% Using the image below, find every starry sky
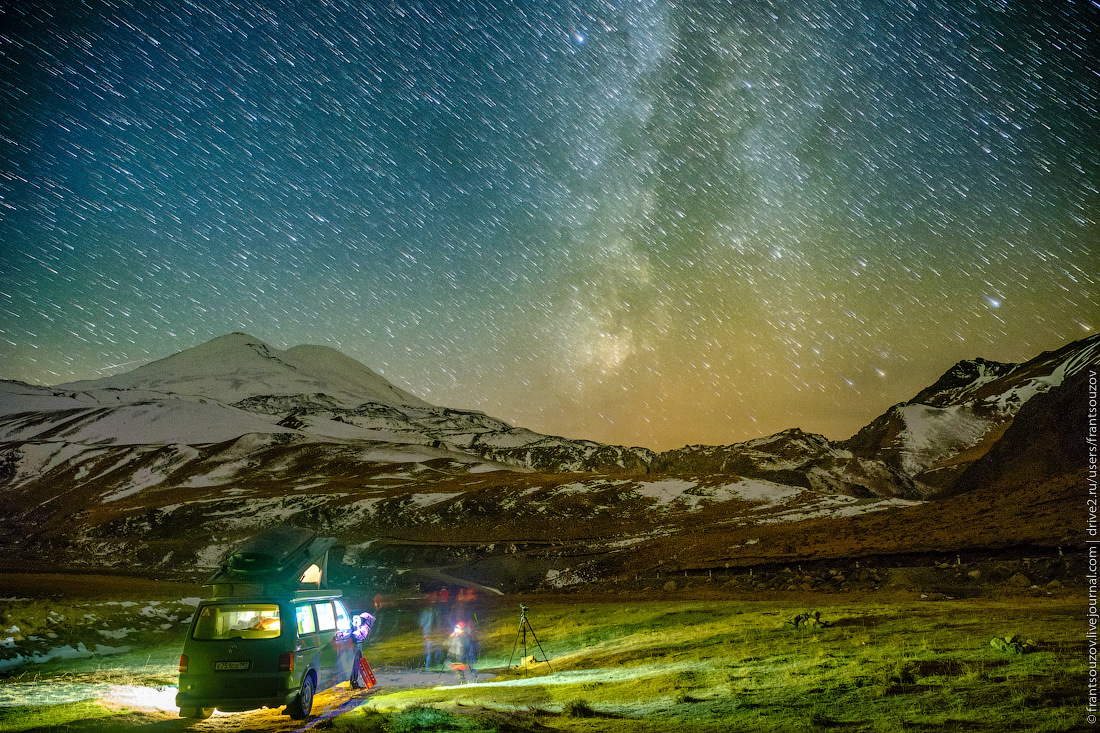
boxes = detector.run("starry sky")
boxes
[2,0,1097,451]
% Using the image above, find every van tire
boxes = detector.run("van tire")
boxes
[179,707,214,719]
[288,674,315,720]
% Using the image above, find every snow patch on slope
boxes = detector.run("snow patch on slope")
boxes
[0,388,296,446]
[632,478,804,509]
[757,496,920,524]
[7,443,90,485]
[634,479,696,505]
[725,479,804,505]
[895,404,991,475]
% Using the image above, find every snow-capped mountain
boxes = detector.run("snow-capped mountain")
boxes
[1,331,1094,496]
[841,334,1100,495]
[0,332,652,471]
[946,362,1092,497]
[59,332,431,409]
[0,331,1092,589]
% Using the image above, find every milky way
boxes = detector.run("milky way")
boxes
[2,0,1097,450]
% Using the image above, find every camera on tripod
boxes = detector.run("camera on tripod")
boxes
[508,604,551,675]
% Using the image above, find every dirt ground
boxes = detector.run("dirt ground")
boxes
[3,666,463,732]
[0,572,204,602]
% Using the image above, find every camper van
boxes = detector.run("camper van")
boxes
[176,526,364,719]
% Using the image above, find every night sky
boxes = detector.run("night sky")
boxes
[2,0,1097,451]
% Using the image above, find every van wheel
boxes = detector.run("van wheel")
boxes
[287,674,315,720]
[179,707,214,719]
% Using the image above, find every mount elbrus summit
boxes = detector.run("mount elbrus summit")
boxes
[0,332,1094,591]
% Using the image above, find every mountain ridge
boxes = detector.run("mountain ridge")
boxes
[0,331,1093,590]
[4,331,1097,488]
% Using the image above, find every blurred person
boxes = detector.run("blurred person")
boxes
[446,621,476,682]
[419,597,440,669]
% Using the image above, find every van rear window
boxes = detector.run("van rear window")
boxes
[192,604,281,640]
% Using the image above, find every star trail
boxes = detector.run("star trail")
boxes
[2,0,1097,450]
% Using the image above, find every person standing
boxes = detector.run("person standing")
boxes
[419,598,440,669]
[446,621,475,682]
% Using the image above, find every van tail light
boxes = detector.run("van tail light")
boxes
[179,654,189,674]
[278,652,294,672]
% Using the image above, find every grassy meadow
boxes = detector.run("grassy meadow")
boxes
[345,590,1087,733]
[0,582,1087,732]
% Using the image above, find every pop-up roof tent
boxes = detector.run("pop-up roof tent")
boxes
[205,525,338,599]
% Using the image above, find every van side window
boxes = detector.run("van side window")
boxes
[334,600,351,632]
[296,604,317,635]
[315,601,337,632]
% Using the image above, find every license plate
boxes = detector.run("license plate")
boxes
[214,660,251,671]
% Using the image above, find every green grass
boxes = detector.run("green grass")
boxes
[0,591,1085,732]
[350,593,1087,732]
[0,701,115,732]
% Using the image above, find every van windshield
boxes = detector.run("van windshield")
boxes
[192,604,282,640]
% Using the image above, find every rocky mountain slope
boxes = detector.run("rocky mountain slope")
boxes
[0,331,1093,591]
[841,336,1098,495]
[656,334,1097,499]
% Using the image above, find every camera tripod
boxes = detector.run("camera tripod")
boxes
[507,604,552,675]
